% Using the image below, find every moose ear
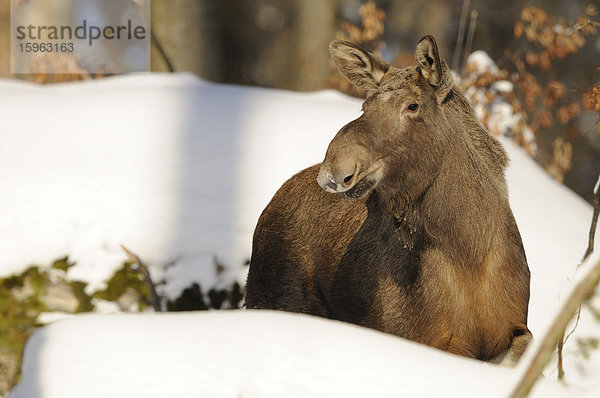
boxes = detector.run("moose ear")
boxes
[415,35,452,104]
[329,40,390,90]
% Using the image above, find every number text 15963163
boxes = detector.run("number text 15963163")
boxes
[18,42,74,53]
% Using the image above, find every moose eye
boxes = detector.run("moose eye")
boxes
[406,103,419,112]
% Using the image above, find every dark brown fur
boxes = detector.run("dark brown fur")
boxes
[245,36,531,365]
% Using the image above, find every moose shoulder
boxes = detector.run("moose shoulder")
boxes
[245,35,531,365]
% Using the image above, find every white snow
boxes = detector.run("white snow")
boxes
[488,100,521,136]
[35,311,74,324]
[0,73,361,299]
[2,73,600,397]
[491,80,514,93]
[466,50,500,75]
[9,311,572,398]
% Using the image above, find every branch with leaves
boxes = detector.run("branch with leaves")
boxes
[120,244,162,312]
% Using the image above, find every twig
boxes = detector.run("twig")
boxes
[557,330,565,381]
[582,176,600,263]
[508,253,600,398]
[556,307,582,382]
[462,10,478,72]
[555,307,582,379]
[120,244,162,312]
[554,176,598,382]
[151,29,175,73]
[563,307,582,343]
[452,0,471,72]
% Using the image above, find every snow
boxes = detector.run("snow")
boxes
[514,249,600,396]
[466,50,500,75]
[3,73,600,397]
[0,73,361,299]
[491,80,514,93]
[35,312,74,324]
[488,100,521,136]
[9,311,571,398]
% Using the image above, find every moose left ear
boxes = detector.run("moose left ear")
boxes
[415,35,452,104]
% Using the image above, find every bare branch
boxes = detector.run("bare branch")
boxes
[452,0,471,72]
[462,10,478,73]
[582,176,600,263]
[120,244,162,312]
[557,330,565,381]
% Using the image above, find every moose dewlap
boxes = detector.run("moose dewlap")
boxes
[245,35,531,366]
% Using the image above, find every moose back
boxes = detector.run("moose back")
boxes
[245,36,531,366]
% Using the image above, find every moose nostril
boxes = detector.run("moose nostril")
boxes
[343,173,354,185]
[327,181,338,191]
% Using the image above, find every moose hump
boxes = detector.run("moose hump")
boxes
[245,35,531,366]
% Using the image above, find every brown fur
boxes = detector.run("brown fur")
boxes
[245,36,531,365]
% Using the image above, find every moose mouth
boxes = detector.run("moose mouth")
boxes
[343,176,377,199]
[341,165,383,199]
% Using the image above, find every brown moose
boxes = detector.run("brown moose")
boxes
[245,35,531,366]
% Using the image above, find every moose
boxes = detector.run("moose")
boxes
[245,36,531,365]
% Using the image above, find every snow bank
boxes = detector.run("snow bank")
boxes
[9,311,571,398]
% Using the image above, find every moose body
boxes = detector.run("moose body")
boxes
[245,36,531,364]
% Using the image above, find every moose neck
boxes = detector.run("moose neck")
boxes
[373,128,495,266]
[373,174,434,254]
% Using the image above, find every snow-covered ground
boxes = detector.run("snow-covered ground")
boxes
[7,310,576,398]
[0,73,361,299]
[2,72,600,397]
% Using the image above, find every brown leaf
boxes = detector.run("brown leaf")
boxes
[521,7,532,23]
[568,101,581,115]
[557,106,570,124]
[583,86,600,111]
[526,51,539,66]
[537,110,553,128]
[525,26,537,42]
[539,51,551,70]
[515,21,523,38]
[544,81,567,106]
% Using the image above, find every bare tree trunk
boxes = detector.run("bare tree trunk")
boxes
[292,0,339,91]
[151,0,222,80]
[0,1,11,78]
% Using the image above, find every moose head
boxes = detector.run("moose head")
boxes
[317,36,456,203]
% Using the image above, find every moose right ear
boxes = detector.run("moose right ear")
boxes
[329,40,390,90]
